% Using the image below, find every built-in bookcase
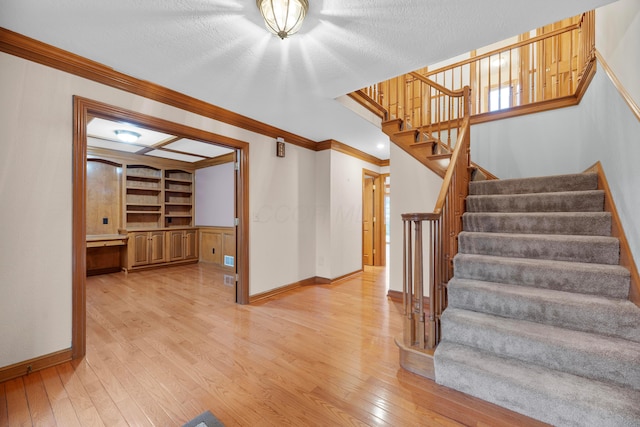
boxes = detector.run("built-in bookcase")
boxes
[125,165,163,229]
[123,166,194,229]
[164,169,193,228]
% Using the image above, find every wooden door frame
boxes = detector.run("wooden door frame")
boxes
[72,97,250,360]
[362,169,385,267]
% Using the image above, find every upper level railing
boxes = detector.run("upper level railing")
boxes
[362,11,594,125]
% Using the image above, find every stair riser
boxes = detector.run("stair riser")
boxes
[469,173,598,195]
[466,191,604,213]
[463,213,612,236]
[434,342,640,427]
[453,255,629,297]
[458,233,620,265]
[441,310,640,391]
[447,281,640,343]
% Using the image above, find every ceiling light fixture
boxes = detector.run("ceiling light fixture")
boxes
[114,129,141,143]
[256,0,309,39]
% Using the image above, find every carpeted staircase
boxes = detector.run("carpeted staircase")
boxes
[433,172,640,427]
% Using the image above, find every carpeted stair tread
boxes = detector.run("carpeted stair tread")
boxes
[434,342,640,427]
[453,253,630,297]
[469,172,598,195]
[440,308,640,390]
[458,232,620,265]
[447,278,640,343]
[466,190,604,213]
[462,212,611,235]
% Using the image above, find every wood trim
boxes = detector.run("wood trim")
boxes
[72,97,88,360]
[387,289,403,302]
[0,27,317,151]
[314,270,363,285]
[595,50,640,122]
[194,152,236,169]
[317,139,386,166]
[0,349,72,383]
[346,90,387,120]
[87,147,196,171]
[585,162,640,307]
[387,290,430,306]
[249,277,316,303]
[236,148,250,305]
[471,162,499,180]
[74,98,252,362]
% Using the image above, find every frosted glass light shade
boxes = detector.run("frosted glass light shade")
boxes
[256,0,309,39]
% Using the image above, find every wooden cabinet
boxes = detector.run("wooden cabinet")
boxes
[124,228,198,271]
[87,155,199,273]
[167,229,198,262]
[128,230,166,268]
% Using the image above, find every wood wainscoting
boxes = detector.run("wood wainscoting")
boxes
[199,226,236,271]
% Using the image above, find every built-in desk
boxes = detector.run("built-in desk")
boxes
[86,234,128,275]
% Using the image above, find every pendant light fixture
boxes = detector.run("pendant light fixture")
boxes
[256,0,309,39]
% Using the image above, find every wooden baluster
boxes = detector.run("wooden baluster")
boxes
[428,219,437,348]
[403,219,413,345]
[414,220,425,348]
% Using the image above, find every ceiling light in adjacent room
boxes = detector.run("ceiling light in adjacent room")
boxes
[377,143,385,149]
[114,129,141,143]
[256,0,309,39]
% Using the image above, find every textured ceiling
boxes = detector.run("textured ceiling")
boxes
[0,0,616,159]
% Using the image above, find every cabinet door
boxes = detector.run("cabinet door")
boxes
[168,230,185,261]
[149,231,166,264]
[130,232,150,267]
[184,229,198,260]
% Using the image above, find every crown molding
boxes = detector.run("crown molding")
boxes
[317,139,387,167]
[0,27,317,150]
[0,27,390,166]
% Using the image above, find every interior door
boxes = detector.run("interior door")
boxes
[362,175,375,266]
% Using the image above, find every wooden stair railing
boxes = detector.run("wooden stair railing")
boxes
[382,76,469,178]
[366,11,595,129]
[401,86,471,350]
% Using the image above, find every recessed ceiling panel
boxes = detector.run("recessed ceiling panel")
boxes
[163,139,234,158]
[87,136,145,153]
[87,117,175,147]
[145,149,205,163]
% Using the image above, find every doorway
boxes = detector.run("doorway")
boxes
[362,169,386,267]
[72,97,250,359]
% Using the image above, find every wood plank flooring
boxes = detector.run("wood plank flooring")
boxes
[0,263,549,426]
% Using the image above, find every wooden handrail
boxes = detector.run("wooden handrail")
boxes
[424,23,582,75]
[401,82,471,350]
[433,114,470,215]
[358,12,595,124]
[408,72,465,97]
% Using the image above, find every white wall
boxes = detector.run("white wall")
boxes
[0,52,318,367]
[329,151,381,278]
[314,150,383,280]
[250,141,317,294]
[388,144,443,293]
[315,150,332,278]
[195,162,235,227]
[597,0,640,107]
[471,65,640,268]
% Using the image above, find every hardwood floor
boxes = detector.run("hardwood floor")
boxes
[0,263,549,426]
